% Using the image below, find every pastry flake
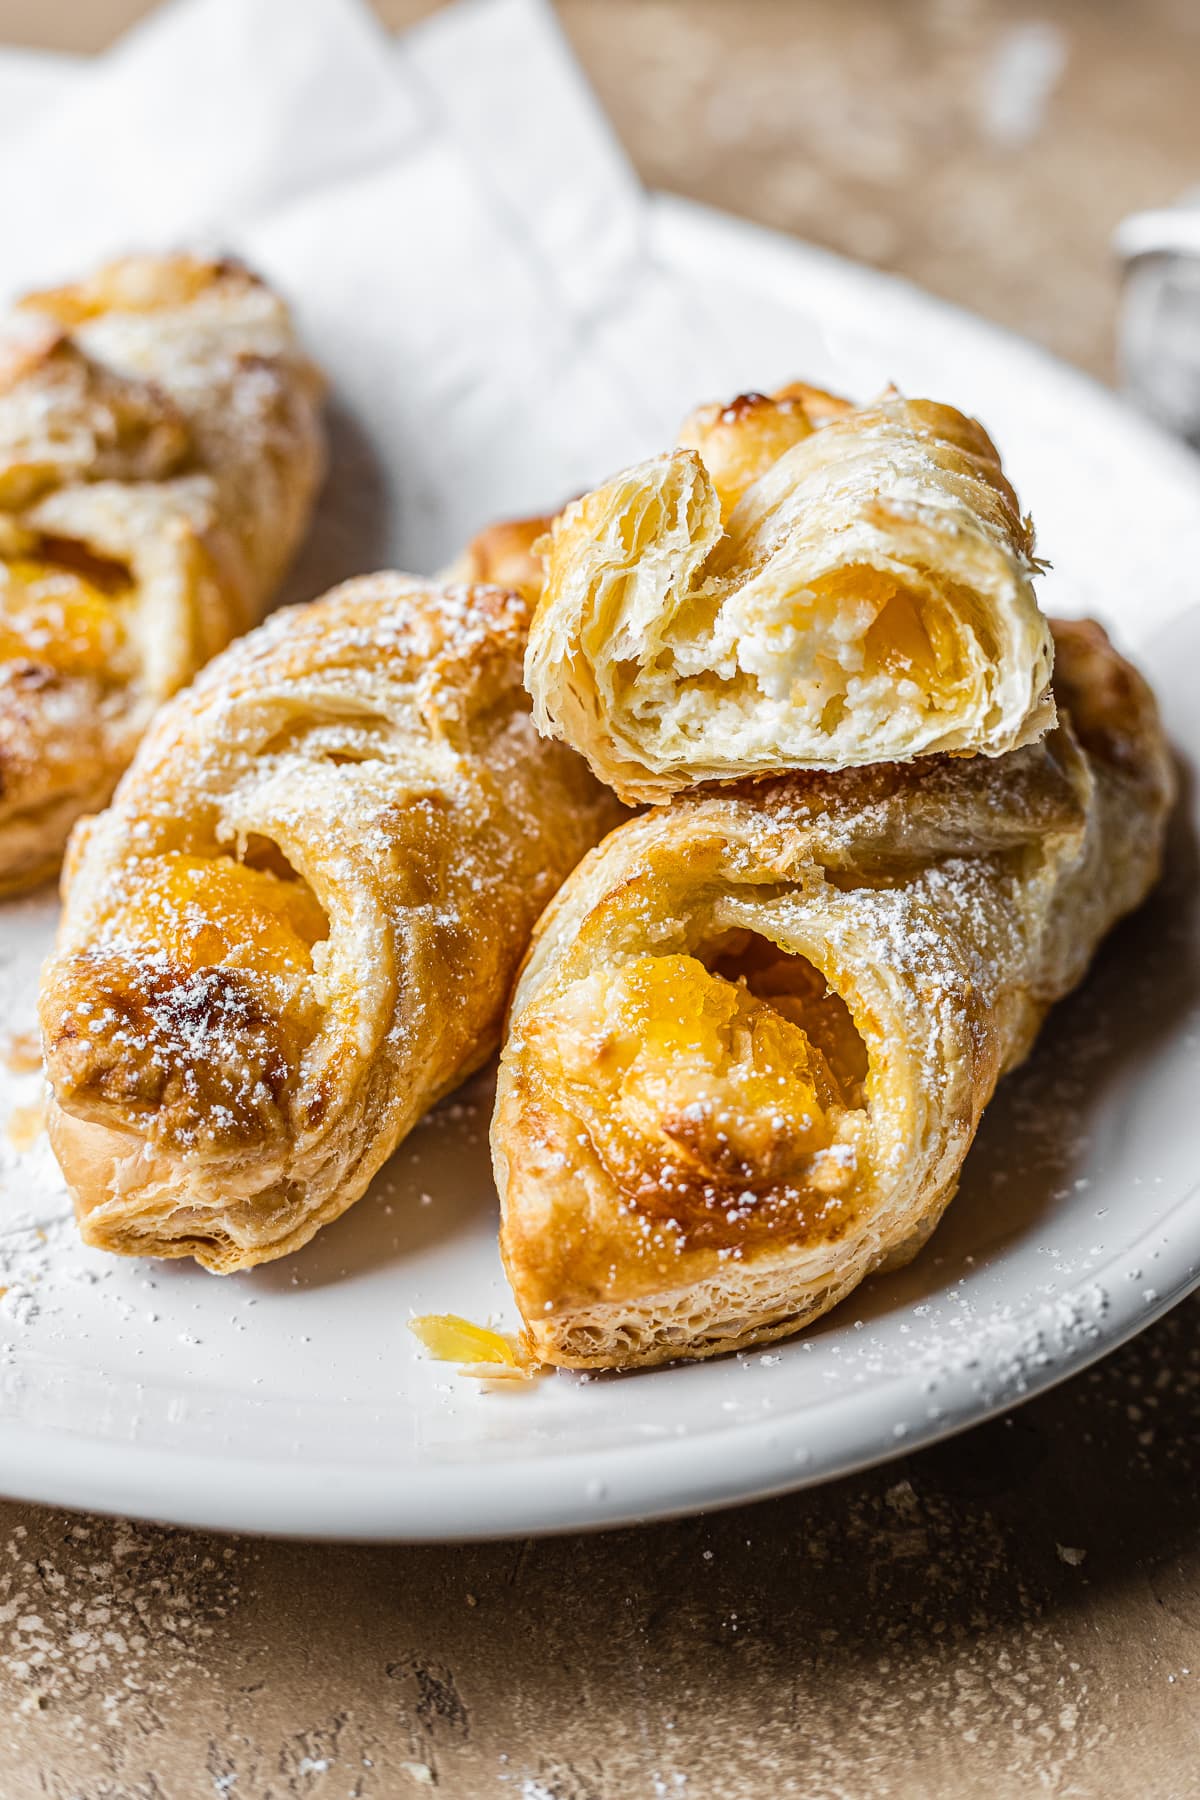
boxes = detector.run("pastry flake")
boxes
[39,570,623,1273]
[493,618,1172,1368]
[525,384,1055,802]
[0,254,325,893]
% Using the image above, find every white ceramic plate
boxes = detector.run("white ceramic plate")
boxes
[2,195,1199,1541]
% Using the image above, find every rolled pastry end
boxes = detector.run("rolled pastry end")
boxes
[0,252,325,894]
[495,912,942,1370]
[41,840,333,1271]
[526,387,1055,802]
[0,520,223,895]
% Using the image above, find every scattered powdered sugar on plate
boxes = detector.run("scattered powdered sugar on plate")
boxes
[906,1281,1114,1414]
[0,898,188,1418]
[0,904,88,1347]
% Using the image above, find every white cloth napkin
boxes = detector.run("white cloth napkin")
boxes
[0,0,724,582]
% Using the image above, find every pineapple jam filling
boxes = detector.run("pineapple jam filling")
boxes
[125,853,327,978]
[0,548,134,679]
[529,936,870,1243]
[109,849,329,1064]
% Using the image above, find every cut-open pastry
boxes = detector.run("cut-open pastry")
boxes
[493,617,1171,1368]
[526,382,1055,802]
[0,254,325,893]
[39,567,622,1272]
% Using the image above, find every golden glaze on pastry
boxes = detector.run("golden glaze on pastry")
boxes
[526,384,1055,802]
[0,254,325,893]
[494,619,1171,1368]
[39,569,622,1272]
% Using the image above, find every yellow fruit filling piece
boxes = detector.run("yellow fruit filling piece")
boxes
[534,946,868,1195]
[711,936,869,1106]
[409,1314,533,1379]
[0,549,133,678]
[808,565,942,684]
[119,852,328,981]
[43,850,332,1152]
[104,850,330,1072]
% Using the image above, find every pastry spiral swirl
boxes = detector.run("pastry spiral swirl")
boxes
[494,618,1171,1367]
[0,255,325,892]
[40,567,621,1272]
[526,384,1055,802]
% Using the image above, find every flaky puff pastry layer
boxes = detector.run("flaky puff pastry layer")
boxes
[0,255,325,893]
[526,383,1055,803]
[494,618,1171,1368]
[39,573,622,1272]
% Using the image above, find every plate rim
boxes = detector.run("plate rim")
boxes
[1,1186,1197,1542]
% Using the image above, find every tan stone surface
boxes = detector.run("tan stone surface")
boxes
[2,3,1200,1796]
[2,1307,1200,1798]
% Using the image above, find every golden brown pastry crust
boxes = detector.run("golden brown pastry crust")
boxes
[0,254,325,893]
[525,384,1055,803]
[439,512,551,603]
[39,570,623,1272]
[493,618,1172,1368]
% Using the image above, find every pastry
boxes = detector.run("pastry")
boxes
[441,511,550,602]
[0,254,325,893]
[39,564,623,1272]
[493,618,1171,1368]
[525,383,1055,802]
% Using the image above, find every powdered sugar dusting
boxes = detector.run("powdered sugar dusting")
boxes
[0,1513,239,1731]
